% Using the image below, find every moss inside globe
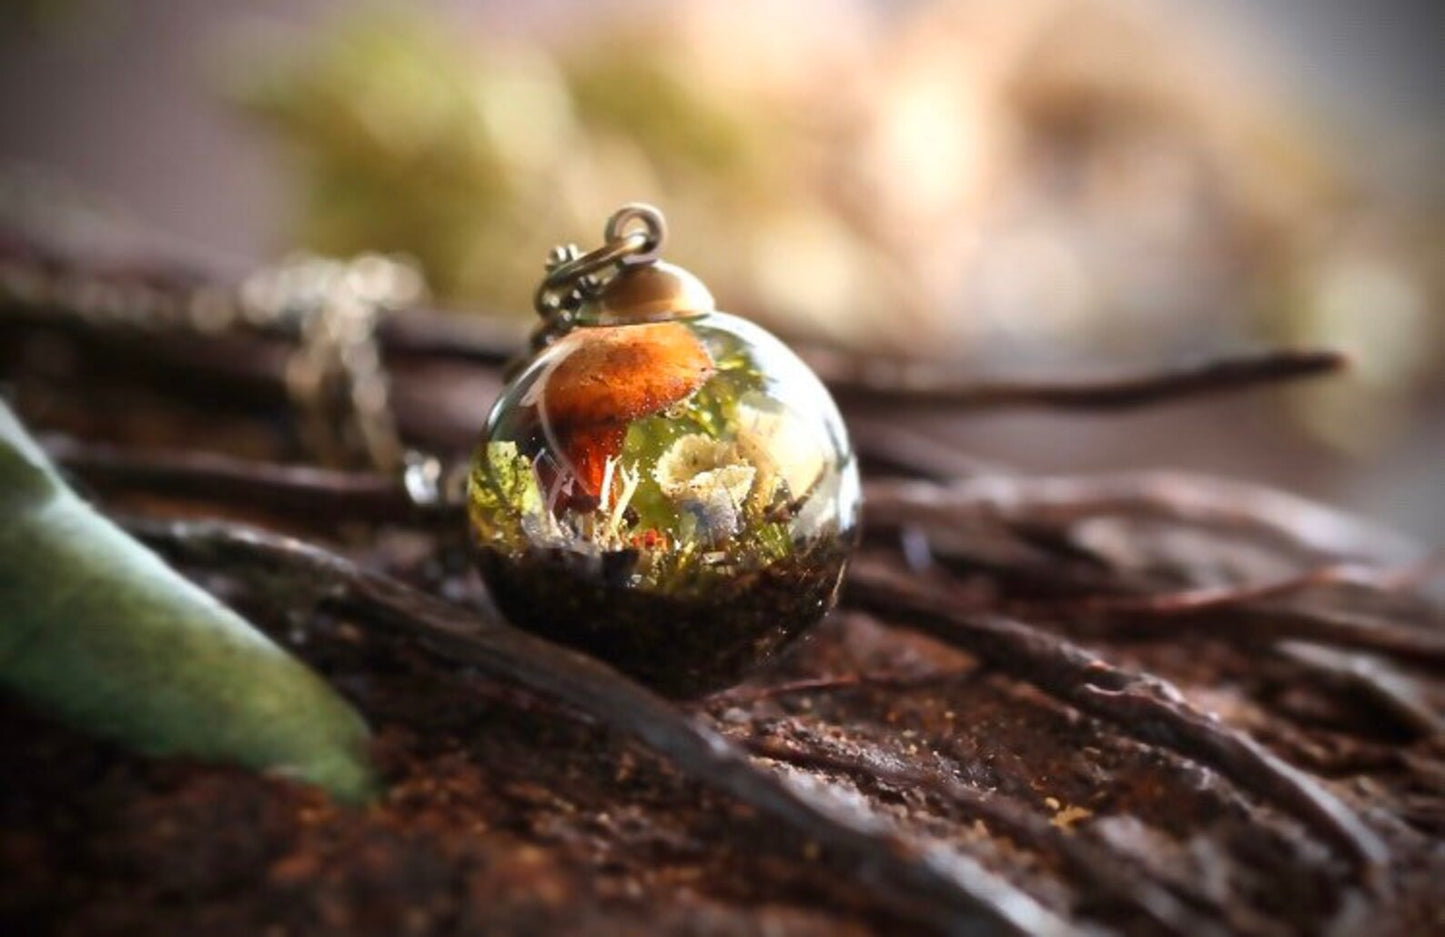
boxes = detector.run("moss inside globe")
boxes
[467,311,860,697]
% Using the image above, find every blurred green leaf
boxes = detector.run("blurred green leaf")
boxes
[0,402,376,802]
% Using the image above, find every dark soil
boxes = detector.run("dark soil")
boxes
[474,541,851,697]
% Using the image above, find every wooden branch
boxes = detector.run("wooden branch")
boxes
[850,419,1005,479]
[1071,561,1443,613]
[865,473,1424,564]
[743,735,1229,937]
[46,436,427,525]
[1087,602,1445,672]
[811,347,1346,411]
[999,563,1445,672]
[845,556,1390,882]
[1275,642,1444,738]
[376,305,524,365]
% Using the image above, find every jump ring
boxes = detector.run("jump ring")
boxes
[532,202,668,318]
[603,203,666,266]
[541,232,647,294]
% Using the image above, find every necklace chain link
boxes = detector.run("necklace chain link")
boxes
[0,246,425,475]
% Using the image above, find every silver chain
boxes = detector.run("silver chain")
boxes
[0,245,426,475]
[244,253,424,473]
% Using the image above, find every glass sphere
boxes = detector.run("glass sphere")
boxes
[467,311,860,697]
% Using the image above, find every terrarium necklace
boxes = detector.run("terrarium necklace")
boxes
[468,204,861,697]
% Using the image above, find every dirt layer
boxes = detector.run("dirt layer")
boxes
[474,540,851,697]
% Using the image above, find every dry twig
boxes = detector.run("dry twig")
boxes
[813,347,1346,411]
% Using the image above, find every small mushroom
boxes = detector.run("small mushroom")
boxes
[528,321,714,510]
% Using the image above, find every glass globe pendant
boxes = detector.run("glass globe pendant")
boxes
[468,205,861,697]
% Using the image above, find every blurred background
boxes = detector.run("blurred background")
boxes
[0,0,1440,537]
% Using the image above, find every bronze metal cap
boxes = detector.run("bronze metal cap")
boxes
[577,260,716,325]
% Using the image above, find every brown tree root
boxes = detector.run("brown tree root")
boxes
[742,735,1229,937]
[845,557,1390,884]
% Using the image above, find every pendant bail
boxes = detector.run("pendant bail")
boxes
[529,202,712,348]
[533,203,668,320]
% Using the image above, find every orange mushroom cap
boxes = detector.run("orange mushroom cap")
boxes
[534,321,714,505]
[541,322,714,426]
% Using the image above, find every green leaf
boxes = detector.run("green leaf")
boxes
[0,402,376,802]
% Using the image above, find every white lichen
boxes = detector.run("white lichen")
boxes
[654,433,757,542]
[598,457,641,546]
